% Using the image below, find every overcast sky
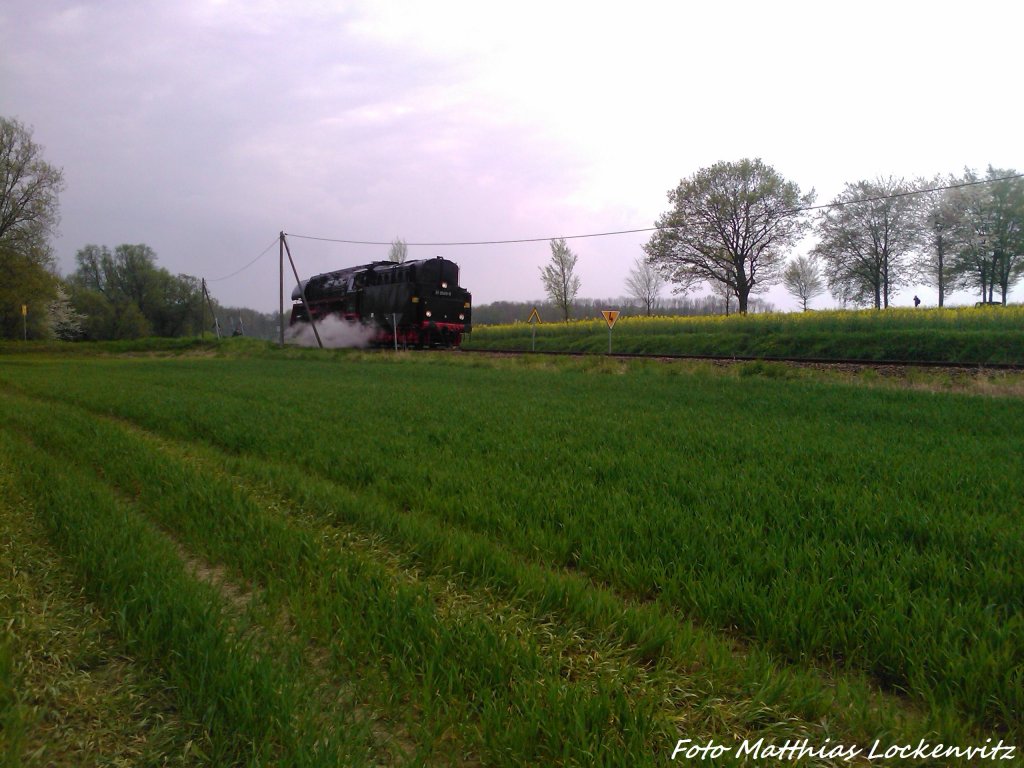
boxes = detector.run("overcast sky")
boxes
[3,0,1022,312]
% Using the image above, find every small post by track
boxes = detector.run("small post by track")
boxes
[601,309,620,354]
[527,306,541,352]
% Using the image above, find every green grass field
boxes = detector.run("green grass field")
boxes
[1,342,1021,765]
[464,305,1024,364]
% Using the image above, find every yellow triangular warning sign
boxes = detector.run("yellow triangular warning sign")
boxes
[601,310,619,329]
[527,307,542,324]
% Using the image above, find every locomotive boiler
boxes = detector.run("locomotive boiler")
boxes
[289,257,472,347]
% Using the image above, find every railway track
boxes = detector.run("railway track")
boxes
[452,347,1024,372]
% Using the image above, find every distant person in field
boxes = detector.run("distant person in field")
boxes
[913,295,921,308]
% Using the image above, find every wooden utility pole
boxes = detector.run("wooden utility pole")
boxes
[201,278,221,339]
[281,233,323,349]
[279,232,285,347]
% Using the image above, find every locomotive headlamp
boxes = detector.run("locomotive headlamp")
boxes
[441,281,448,289]
[425,310,432,318]
[458,313,465,320]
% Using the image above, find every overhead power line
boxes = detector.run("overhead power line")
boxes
[799,173,1024,214]
[285,173,1024,248]
[207,237,279,282]
[205,173,1024,281]
[284,228,657,247]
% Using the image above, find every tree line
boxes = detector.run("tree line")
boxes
[473,294,776,326]
[539,160,1022,319]
[643,159,1023,312]
[0,116,278,341]
[34,241,280,341]
[5,113,1021,341]
[67,243,278,340]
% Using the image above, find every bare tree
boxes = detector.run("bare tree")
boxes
[644,158,814,313]
[388,237,408,263]
[625,256,664,315]
[782,255,825,311]
[539,238,581,321]
[812,177,922,309]
[710,279,735,316]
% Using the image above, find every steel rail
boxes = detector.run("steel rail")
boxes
[451,347,1024,371]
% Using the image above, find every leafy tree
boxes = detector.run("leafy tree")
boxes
[918,175,968,308]
[149,271,203,337]
[946,177,996,303]
[0,243,56,338]
[70,285,151,340]
[782,255,825,311]
[388,237,408,263]
[625,256,664,316]
[644,158,814,313]
[68,243,202,339]
[812,177,922,309]
[0,117,64,338]
[47,283,85,340]
[986,169,1024,303]
[539,238,581,321]
[947,167,1024,304]
[0,117,63,254]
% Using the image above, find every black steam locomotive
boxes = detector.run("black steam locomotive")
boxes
[290,257,472,347]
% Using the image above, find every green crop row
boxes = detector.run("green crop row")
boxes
[0,452,219,765]
[1,387,674,764]
[1,350,1021,761]
[0,405,334,765]
[12,365,946,763]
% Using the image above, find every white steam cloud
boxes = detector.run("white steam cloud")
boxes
[285,315,379,348]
